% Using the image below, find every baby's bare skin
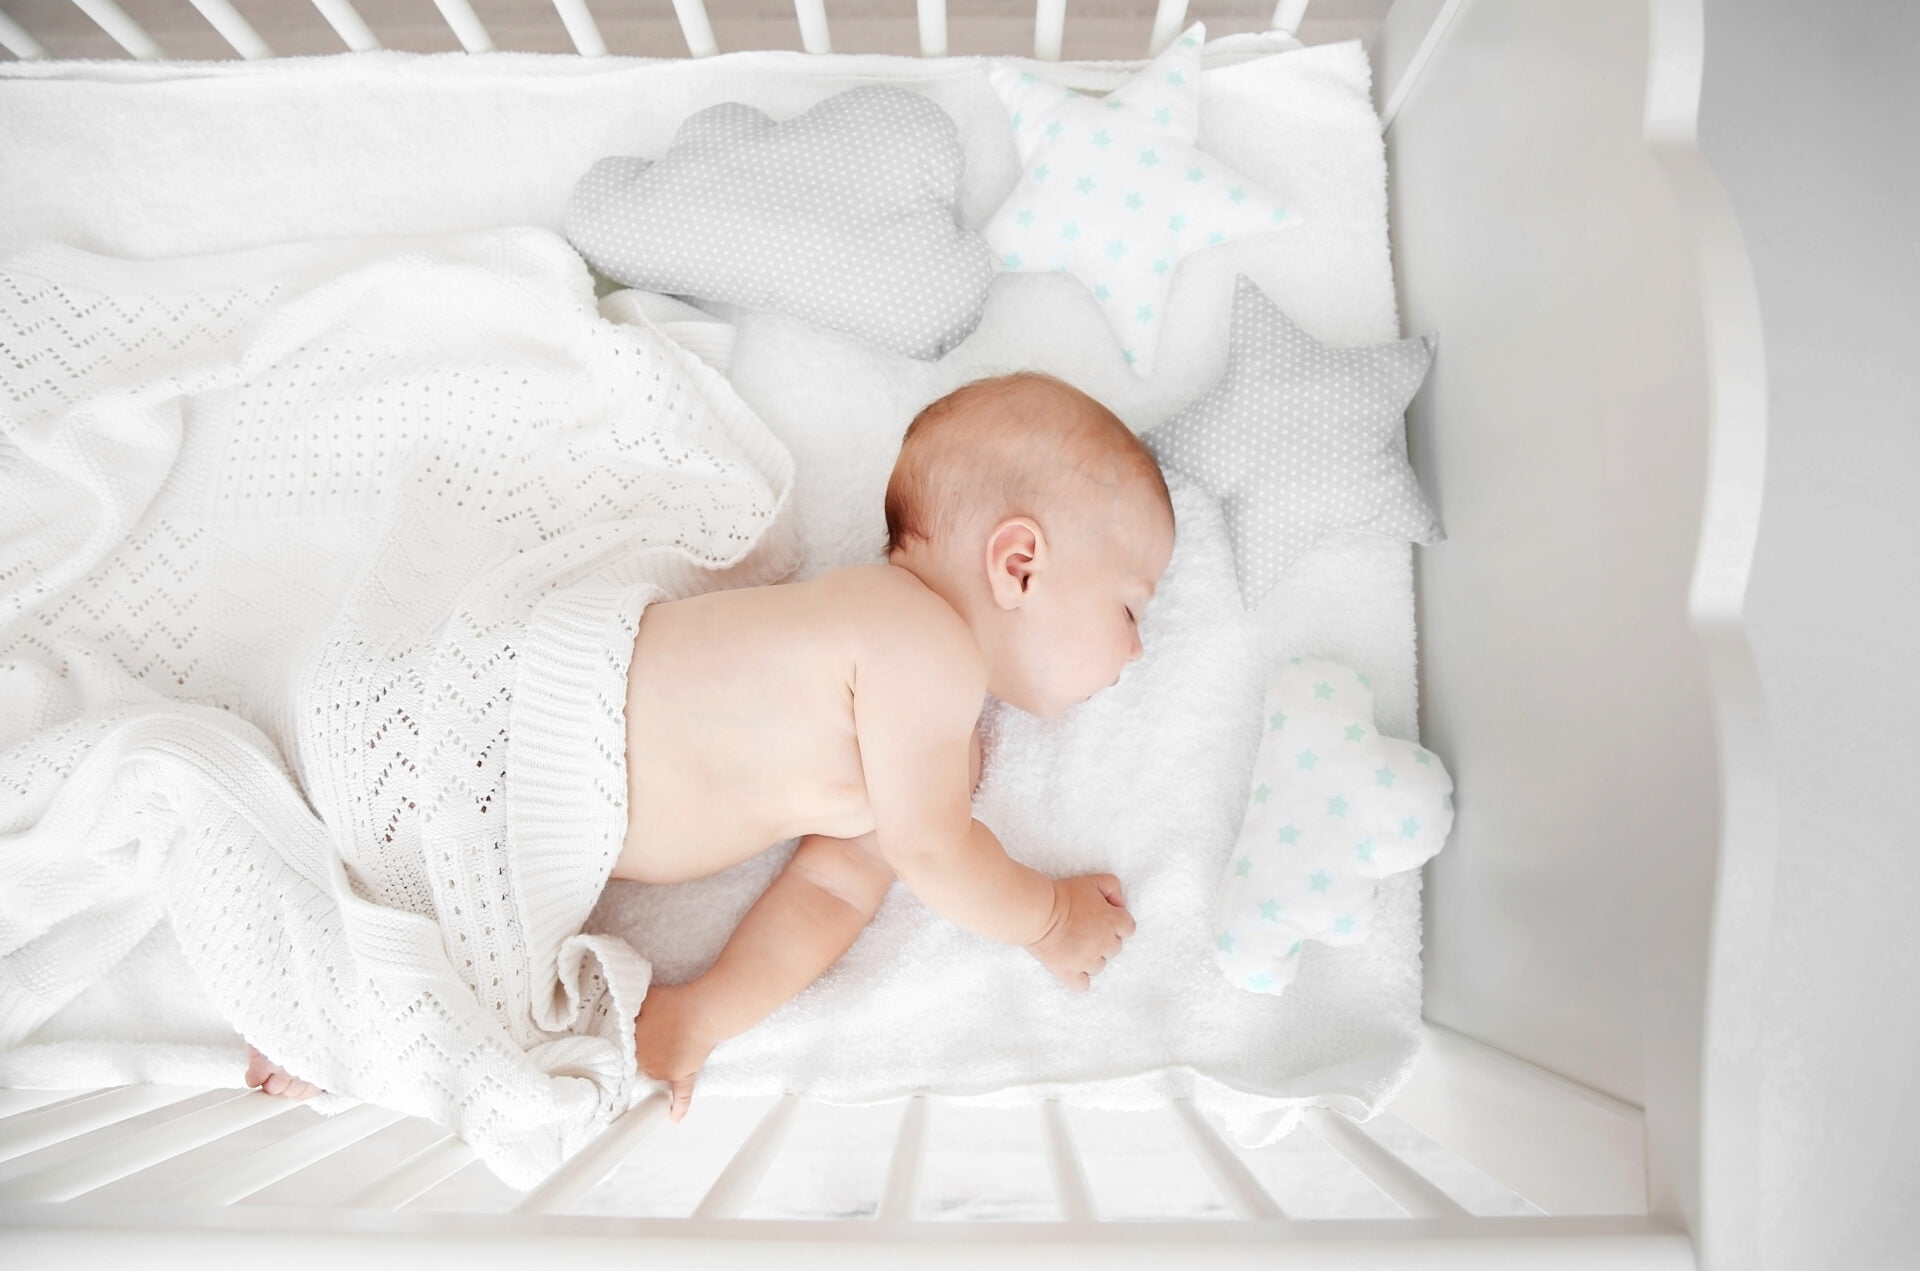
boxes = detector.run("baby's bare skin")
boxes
[628,462,1173,1120]
[615,564,980,886]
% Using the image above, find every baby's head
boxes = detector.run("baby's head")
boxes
[885,371,1176,719]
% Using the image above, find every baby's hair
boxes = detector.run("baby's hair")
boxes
[884,371,1171,558]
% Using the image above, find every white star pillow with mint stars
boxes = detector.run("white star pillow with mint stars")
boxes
[983,22,1300,377]
[1144,276,1443,609]
[1213,657,1453,998]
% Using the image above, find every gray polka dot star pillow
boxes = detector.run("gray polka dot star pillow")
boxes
[1144,276,1443,608]
[565,85,995,361]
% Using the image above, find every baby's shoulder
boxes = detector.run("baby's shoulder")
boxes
[826,564,986,700]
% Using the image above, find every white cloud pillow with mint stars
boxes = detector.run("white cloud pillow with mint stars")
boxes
[1215,657,1453,997]
[983,22,1301,377]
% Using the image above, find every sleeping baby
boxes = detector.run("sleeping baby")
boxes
[248,369,1176,1124]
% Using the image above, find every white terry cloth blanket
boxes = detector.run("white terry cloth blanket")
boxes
[0,229,800,1185]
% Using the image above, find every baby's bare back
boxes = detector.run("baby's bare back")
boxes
[614,563,981,885]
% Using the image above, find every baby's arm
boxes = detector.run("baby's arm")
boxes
[853,592,1135,987]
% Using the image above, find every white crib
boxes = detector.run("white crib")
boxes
[0,0,1774,1266]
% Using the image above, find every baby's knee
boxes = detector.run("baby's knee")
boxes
[793,832,894,916]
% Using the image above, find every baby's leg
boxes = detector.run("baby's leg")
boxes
[636,832,892,1118]
[245,1045,321,1101]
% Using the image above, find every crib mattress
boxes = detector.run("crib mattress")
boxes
[1,34,1426,1150]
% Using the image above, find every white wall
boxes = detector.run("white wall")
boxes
[1697,2,1920,1266]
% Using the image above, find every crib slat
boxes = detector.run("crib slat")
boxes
[309,0,380,52]
[0,1088,95,1121]
[691,1093,802,1219]
[157,1102,406,1205]
[428,0,494,53]
[512,1092,669,1215]
[0,1085,197,1166]
[344,1133,476,1209]
[1303,1106,1473,1221]
[0,1090,298,1203]
[792,0,831,54]
[0,7,50,57]
[1032,0,1065,61]
[1146,0,1189,56]
[1167,1098,1291,1221]
[183,0,272,57]
[669,0,718,57]
[914,0,946,57]
[1037,1099,1094,1223]
[550,0,606,56]
[1271,0,1310,35]
[875,1094,929,1221]
[66,0,163,58]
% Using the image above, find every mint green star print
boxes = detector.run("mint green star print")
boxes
[1345,724,1365,742]
[1168,212,1187,232]
[1125,191,1144,210]
[1045,120,1064,139]
[1259,898,1280,922]
[1135,303,1154,323]
[1235,857,1252,878]
[1166,70,1186,86]
[1076,175,1096,194]
[1092,129,1112,148]
[1153,256,1171,276]
[1356,839,1376,862]
[1106,239,1128,259]
[1033,163,1050,182]
[1139,148,1160,167]
[1314,682,1335,700]
[1002,253,1022,268]
[1276,823,1299,844]
[1154,106,1173,125]
[1011,112,1024,131]
[1252,782,1270,804]
[1060,221,1081,241]
[1093,283,1110,301]
[1017,208,1036,226]
[1296,750,1317,770]
[1229,186,1247,203]
[1309,870,1331,893]
[1186,166,1205,183]
[1401,816,1421,838]
[1327,794,1349,817]
[1355,672,1371,688]
[1206,231,1225,246]
[1332,914,1356,935]
[1218,929,1236,953]
[1248,971,1274,992]
[1269,710,1287,730]
[1415,750,1432,765]
[1288,940,1303,956]
[1375,767,1397,787]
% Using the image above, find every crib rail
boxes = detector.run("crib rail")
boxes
[0,0,1309,62]
[0,1024,1690,1266]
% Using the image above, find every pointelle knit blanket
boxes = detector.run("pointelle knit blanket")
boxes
[0,228,799,1185]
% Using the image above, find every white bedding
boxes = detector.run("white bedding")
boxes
[0,35,1427,1152]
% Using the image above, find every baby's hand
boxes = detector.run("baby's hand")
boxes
[1024,874,1137,992]
[633,983,718,1123]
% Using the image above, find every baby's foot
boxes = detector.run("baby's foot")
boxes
[245,1044,321,1100]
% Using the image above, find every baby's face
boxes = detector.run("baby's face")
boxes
[1019,495,1175,719]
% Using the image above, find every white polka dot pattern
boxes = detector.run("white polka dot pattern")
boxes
[982,22,1300,377]
[1145,276,1442,607]
[564,85,994,362]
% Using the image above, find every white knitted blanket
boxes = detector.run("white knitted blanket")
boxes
[0,228,799,1185]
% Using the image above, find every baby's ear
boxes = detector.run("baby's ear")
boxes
[985,517,1043,607]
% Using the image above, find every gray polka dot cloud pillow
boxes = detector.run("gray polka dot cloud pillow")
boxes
[565,85,995,361]
[1144,276,1443,609]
